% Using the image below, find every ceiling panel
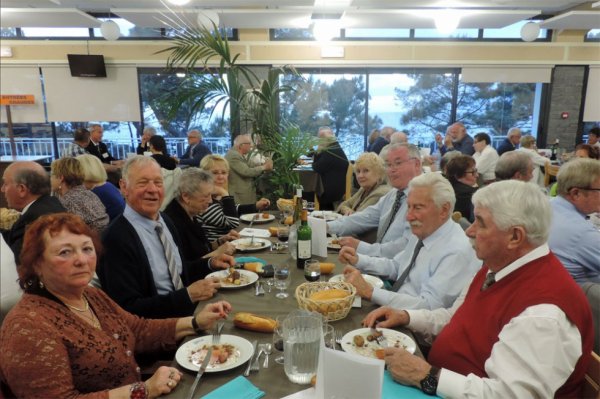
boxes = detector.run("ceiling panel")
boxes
[0,8,100,28]
[540,11,600,29]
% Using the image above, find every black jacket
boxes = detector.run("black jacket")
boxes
[87,141,116,164]
[312,141,349,206]
[163,199,212,261]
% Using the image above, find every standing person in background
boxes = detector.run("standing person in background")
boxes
[225,134,273,204]
[312,127,349,210]
[176,129,212,167]
[472,132,499,185]
[149,135,177,170]
[370,126,394,155]
[497,127,522,156]
[61,128,90,158]
[440,122,474,156]
[137,126,157,155]
[87,124,116,166]
[366,129,380,152]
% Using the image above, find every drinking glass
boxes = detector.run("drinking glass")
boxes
[273,315,286,364]
[280,209,292,226]
[277,226,290,247]
[323,324,335,349]
[304,260,321,282]
[274,264,291,299]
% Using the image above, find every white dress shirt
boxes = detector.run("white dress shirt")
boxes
[361,219,481,310]
[518,147,548,187]
[407,244,582,398]
[473,145,499,182]
[328,188,412,258]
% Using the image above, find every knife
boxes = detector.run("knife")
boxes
[187,347,212,399]
[244,340,258,377]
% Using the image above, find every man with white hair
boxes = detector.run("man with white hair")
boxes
[380,131,408,160]
[136,126,157,154]
[342,172,480,310]
[494,151,534,182]
[177,129,212,166]
[330,143,422,258]
[363,180,593,398]
[548,158,600,283]
[497,127,522,156]
[370,126,395,155]
[225,134,273,204]
[440,122,474,156]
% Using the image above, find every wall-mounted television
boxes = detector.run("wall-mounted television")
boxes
[67,54,107,78]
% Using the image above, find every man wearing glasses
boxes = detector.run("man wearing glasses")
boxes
[225,134,273,204]
[330,143,422,259]
[177,129,212,167]
[548,158,600,284]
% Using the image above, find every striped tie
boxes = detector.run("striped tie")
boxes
[155,222,184,290]
[391,240,424,292]
[481,272,496,291]
[377,190,405,242]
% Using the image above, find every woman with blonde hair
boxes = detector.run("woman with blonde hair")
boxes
[50,157,109,232]
[337,152,390,216]
[76,154,125,221]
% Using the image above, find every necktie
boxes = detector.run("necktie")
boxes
[391,240,424,292]
[378,190,405,242]
[481,272,496,291]
[155,222,184,290]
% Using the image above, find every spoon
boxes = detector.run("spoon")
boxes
[262,343,272,368]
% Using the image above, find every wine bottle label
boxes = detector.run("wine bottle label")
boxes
[298,240,311,259]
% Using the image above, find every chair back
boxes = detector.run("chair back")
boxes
[583,351,600,399]
[344,162,354,200]
[581,282,600,353]
[544,161,560,187]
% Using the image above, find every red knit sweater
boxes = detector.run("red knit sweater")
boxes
[428,252,593,398]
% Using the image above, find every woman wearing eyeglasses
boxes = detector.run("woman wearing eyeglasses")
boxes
[445,154,478,223]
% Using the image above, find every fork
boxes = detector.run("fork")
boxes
[250,347,264,372]
[212,320,224,344]
[335,330,344,349]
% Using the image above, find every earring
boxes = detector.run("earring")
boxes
[38,279,45,289]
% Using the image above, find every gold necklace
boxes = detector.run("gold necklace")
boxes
[64,297,89,313]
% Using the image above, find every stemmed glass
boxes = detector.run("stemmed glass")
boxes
[274,264,290,299]
[273,315,286,364]
[277,226,290,248]
[304,260,321,282]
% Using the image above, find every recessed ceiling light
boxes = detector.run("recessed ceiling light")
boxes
[167,0,191,5]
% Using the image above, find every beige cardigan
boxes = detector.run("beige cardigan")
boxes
[337,183,391,215]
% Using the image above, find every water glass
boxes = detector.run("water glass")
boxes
[323,324,335,349]
[283,312,322,384]
[273,315,286,365]
[304,259,321,282]
[274,264,291,299]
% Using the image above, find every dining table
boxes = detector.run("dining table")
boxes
[164,213,422,399]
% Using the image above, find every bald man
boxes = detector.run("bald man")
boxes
[1,161,65,262]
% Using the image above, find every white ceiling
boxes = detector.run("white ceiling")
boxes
[0,0,598,30]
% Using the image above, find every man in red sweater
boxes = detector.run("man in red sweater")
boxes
[364,180,593,398]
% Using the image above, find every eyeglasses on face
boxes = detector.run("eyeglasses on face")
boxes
[574,187,600,192]
[385,158,416,169]
[465,169,478,175]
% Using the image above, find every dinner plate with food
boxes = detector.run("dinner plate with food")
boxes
[240,213,275,224]
[309,211,343,221]
[175,335,254,372]
[231,238,271,252]
[329,273,384,289]
[206,268,259,288]
[327,237,341,250]
[340,328,416,359]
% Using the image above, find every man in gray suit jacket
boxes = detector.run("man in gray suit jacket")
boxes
[225,134,272,204]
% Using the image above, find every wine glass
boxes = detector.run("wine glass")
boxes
[277,226,290,247]
[273,315,286,364]
[304,260,321,282]
[323,324,335,349]
[274,264,291,299]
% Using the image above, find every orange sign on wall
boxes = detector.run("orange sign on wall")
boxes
[0,95,35,105]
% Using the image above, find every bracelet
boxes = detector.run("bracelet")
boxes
[130,382,148,399]
[191,316,203,334]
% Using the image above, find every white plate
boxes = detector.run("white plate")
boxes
[231,237,272,252]
[340,328,416,359]
[310,211,343,221]
[206,269,259,288]
[327,238,341,250]
[329,273,384,289]
[240,213,275,224]
[175,335,254,372]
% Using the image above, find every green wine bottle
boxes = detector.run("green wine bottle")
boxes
[296,210,312,269]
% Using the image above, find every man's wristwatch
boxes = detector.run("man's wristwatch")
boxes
[420,366,440,396]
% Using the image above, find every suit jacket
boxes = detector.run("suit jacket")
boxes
[497,138,516,156]
[87,141,115,164]
[3,195,65,263]
[163,199,212,261]
[225,149,264,204]
[312,141,349,205]
[99,213,210,318]
[179,143,212,166]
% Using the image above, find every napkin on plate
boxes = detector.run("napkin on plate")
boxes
[307,216,327,258]
[200,376,265,399]
[382,370,441,399]
[239,228,271,238]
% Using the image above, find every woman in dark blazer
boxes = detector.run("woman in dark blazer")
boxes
[445,154,479,223]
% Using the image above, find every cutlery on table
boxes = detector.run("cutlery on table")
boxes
[251,346,264,372]
[262,343,272,368]
[244,341,258,377]
[213,320,224,344]
[371,328,388,347]
[335,330,344,349]
[187,347,212,399]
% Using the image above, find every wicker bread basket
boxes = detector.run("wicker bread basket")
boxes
[295,281,356,321]
[276,198,294,213]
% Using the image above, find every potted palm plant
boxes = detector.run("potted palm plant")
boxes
[158,22,316,199]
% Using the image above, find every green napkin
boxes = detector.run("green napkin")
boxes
[382,370,441,399]
[200,376,265,399]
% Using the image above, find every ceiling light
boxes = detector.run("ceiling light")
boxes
[520,22,540,42]
[167,0,190,5]
[434,9,461,35]
[100,20,120,41]
[312,20,340,42]
[197,10,219,30]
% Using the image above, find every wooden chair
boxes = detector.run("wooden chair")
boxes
[544,160,560,187]
[583,351,600,399]
[344,162,354,201]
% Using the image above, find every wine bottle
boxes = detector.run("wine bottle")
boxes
[296,210,312,269]
[293,187,303,224]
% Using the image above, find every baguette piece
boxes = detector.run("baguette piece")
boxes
[233,312,278,333]
[309,288,349,301]
[319,262,335,275]
[242,262,264,273]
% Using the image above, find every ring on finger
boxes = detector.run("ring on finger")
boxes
[167,380,174,388]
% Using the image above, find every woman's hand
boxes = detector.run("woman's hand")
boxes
[145,366,182,399]
[211,253,235,269]
[256,198,271,210]
[195,301,232,331]
[216,242,236,256]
